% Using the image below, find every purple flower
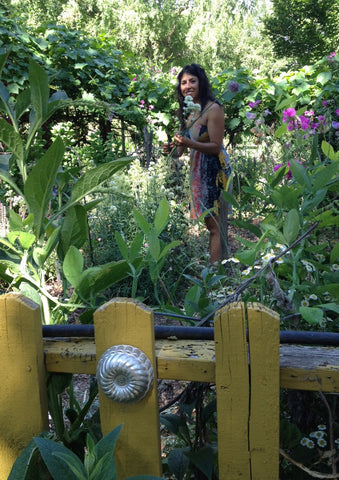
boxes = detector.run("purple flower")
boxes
[246,112,256,120]
[273,164,282,172]
[282,108,296,122]
[336,109,339,116]
[263,109,272,116]
[327,52,336,62]
[249,100,261,108]
[323,101,328,107]
[228,81,240,93]
[332,121,339,130]
[299,115,310,131]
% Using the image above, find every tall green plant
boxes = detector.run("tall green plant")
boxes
[0,54,135,323]
[8,424,163,480]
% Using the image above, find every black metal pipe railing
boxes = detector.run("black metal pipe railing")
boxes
[42,323,339,346]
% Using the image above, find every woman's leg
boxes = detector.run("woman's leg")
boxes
[205,215,221,264]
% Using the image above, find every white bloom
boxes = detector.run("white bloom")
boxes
[317,438,327,447]
[309,294,318,300]
[331,264,339,272]
[317,424,326,430]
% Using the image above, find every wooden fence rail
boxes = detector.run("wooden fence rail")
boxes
[1,293,339,479]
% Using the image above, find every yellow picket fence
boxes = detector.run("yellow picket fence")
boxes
[1,293,339,479]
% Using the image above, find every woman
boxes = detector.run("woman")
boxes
[164,63,231,264]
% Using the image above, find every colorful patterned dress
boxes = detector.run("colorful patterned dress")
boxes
[187,123,232,219]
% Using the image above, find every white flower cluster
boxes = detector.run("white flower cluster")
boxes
[183,95,201,121]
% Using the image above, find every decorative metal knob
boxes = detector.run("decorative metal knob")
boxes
[96,345,154,404]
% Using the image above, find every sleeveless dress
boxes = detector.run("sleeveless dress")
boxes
[186,123,232,220]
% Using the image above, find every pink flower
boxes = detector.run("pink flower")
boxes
[249,100,261,108]
[304,110,314,117]
[148,105,154,110]
[327,52,336,61]
[132,77,137,81]
[139,100,145,108]
[282,108,296,122]
[299,115,310,131]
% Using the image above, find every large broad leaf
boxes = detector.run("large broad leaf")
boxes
[133,208,151,235]
[63,158,132,213]
[33,437,86,480]
[283,209,300,244]
[154,197,169,235]
[92,425,123,479]
[24,136,65,238]
[77,258,141,300]
[312,162,338,191]
[63,246,84,289]
[33,226,61,266]
[0,153,23,196]
[58,205,88,260]
[289,159,311,189]
[184,445,215,480]
[29,59,49,122]
[299,306,324,325]
[8,439,48,480]
[15,87,31,121]
[0,118,24,162]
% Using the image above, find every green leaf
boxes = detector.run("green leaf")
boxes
[58,205,88,260]
[158,240,181,260]
[77,258,141,300]
[148,232,161,261]
[24,137,65,238]
[312,162,338,191]
[317,303,339,314]
[274,123,287,138]
[63,246,84,289]
[299,306,324,325]
[29,59,49,121]
[15,87,31,121]
[91,425,122,479]
[316,71,332,85]
[289,159,311,189]
[283,209,299,244]
[321,141,338,161]
[185,445,215,480]
[236,248,256,266]
[115,231,129,260]
[222,190,240,209]
[301,188,327,214]
[154,198,169,235]
[66,159,132,212]
[33,226,61,266]
[33,437,85,480]
[8,231,36,250]
[129,232,144,262]
[330,243,339,264]
[133,208,151,235]
[0,118,24,161]
[8,440,37,480]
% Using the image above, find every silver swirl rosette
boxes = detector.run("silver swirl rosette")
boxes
[96,344,154,404]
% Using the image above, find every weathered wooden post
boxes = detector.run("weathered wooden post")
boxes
[94,298,162,479]
[214,302,280,479]
[0,293,48,478]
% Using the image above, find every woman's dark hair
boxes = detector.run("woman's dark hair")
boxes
[175,64,216,128]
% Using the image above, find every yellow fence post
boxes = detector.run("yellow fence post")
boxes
[94,298,162,479]
[0,293,48,478]
[215,302,280,479]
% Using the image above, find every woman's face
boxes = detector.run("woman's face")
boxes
[180,73,200,103]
